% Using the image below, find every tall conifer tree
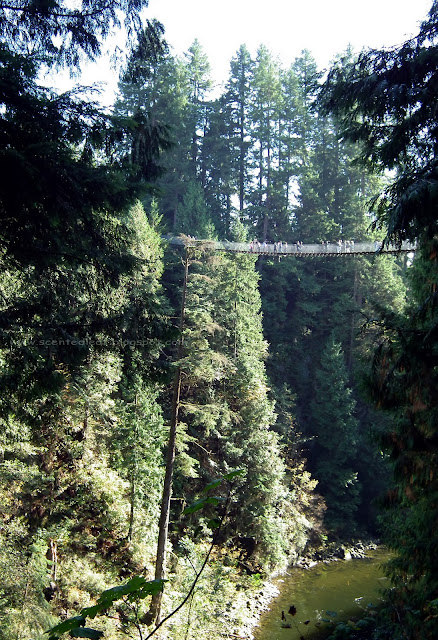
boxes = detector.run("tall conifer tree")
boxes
[310,336,360,534]
[322,2,438,635]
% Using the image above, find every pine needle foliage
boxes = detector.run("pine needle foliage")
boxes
[322,2,438,636]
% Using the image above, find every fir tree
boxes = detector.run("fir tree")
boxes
[322,2,438,635]
[310,336,360,535]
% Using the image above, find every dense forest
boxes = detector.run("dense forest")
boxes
[0,1,437,639]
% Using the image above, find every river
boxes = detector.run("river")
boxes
[254,547,390,640]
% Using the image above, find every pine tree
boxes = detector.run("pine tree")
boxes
[201,95,236,236]
[184,39,213,179]
[156,236,315,574]
[322,2,438,635]
[0,198,170,636]
[248,45,283,240]
[310,336,360,535]
[175,179,216,238]
[115,34,192,230]
[224,45,254,217]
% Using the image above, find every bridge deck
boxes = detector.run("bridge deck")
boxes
[165,238,416,256]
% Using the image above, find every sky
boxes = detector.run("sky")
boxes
[147,0,432,87]
[52,0,433,104]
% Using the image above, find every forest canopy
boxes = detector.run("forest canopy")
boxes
[1,1,437,639]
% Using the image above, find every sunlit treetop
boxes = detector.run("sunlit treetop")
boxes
[0,0,150,69]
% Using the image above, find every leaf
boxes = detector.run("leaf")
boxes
[223,469,245,480]
[206,518,221,529]
[201,479,223,494]
[98,576,163,605]
[288,605,297,616]
[131,578,165,600]
[304,620,310,625]
[182,496,222,515]
[46,616,86,636]
[182,497,209,515]
[78,576,165,624]
[78,579,165,625]
[79,605,102,620]
[326,610,338,617]
[70,629,104,639]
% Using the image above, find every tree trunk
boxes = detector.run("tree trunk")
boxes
[127,393,138,543]
[150,246,189,624]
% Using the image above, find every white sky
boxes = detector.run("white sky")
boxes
[49,0,433,104]
[147,0,432,87]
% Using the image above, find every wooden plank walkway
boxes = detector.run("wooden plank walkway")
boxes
[164,237,416,257]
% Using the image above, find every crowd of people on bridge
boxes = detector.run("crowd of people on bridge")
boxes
[249,239,359,253]
[169,235,390,255]
[249,239,293,252]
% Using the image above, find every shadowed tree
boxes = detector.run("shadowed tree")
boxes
[310,336,360,535]
[322,2,438,635]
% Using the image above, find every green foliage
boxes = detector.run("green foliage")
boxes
[1,0,149,68]
[175,179,216,238]
[164,246,318,570]
[46,471,243,640]
[0,0,424,636]
[47,577,165,640]
[0,192,169,634]
[321,2,438,247]
[0,534,57,639]
[311,336,360,534]
[362,245,438,638]
[322,2,438,637]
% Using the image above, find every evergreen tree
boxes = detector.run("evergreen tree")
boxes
[158,237,318,572]
[310,336,360,535]
[248,45,283,240]
[184,39,213,179]
[116,32,194,231]
[322,2,438,635]
[201,95,236,236]
[175,179,216,238]
[292,50,322,162]
[224,45,254,217]
[109,201,168,543]
[259,247,406,535]
[276,64,302,235]
[0,3,169,421]
[1,0,149,64]
[0,197,169,635]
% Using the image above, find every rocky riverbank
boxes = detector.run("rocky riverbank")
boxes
[296,539,380,569]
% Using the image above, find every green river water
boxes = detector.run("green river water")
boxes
[254,547,390,640]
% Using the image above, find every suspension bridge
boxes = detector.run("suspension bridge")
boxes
[164,237,416,257]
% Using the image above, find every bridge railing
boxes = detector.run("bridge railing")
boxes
[165,237,416,255]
